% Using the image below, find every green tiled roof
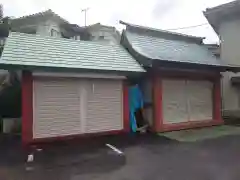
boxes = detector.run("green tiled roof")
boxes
[124,30,224,67]
[0,32,144,72]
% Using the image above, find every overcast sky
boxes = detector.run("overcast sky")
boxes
[0,0,234,43]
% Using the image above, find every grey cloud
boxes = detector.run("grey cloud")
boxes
[31,0,49,8]
[152,0,180,19]
[108,12,123,25]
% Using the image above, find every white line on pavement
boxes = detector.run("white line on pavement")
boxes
[106,144,123,155]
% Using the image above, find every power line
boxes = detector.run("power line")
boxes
[166,23,209,31]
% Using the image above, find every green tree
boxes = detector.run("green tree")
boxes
[0,4,10,55]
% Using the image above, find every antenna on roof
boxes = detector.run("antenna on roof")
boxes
[81,7,89,27]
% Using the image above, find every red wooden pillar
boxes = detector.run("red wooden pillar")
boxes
[123,81,130,132]
[213,77,223,122]
[152,74,163,132]
[22,71,33,145]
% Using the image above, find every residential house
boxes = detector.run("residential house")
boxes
[86,23,121,44]
[10,9,89,40]
[1,9,120,44]
[0,32,144,144]
[204,0,240,118]
[120,21,237,132]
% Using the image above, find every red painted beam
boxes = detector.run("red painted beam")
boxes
[213,77,223,122]
[22,71,33,146]
[123,81,130,132]
[152,75,163,132]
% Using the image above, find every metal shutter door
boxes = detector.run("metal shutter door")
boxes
[85,79,123,133]
[33,78,83,138]
[162,79,188,124]
[187,80,213,121]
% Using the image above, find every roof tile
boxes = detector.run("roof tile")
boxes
[0,32,144,72]
[125,30,223,66]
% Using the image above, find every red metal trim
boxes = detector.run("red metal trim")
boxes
[30,130,125,144]
[152,75,163,132]
[213,78,223,122]
[123,81,130,132]
[22,71,33,145]
[161,120,223,132]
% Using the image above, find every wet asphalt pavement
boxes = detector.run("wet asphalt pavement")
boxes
[0,134,240,180]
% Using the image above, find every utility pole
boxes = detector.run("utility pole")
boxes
[81,8,89,27]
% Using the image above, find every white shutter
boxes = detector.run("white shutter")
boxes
[85,79,123,133]
[187,80,213,121]
[33,78,83,138]
[162,80,188,124]
[162,79,213,124]
[33,77,124,138]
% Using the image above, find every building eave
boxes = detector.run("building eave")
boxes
[11,9,69,28]
[204,0,240,34]
[121,29,240,72]
[120,20,205,44]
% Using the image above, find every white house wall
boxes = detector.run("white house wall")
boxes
[36,19,61,37]
[219,19,240,66]
[221,72,239,111]
[90,27,119,44]
[219,19,240,113]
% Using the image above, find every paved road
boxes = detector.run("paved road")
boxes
[0,134,240,180]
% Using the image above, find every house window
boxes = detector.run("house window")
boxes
[74,35,81,40]
[0,38,5,46]
[98,35,104,40]
[50,29,59,37]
